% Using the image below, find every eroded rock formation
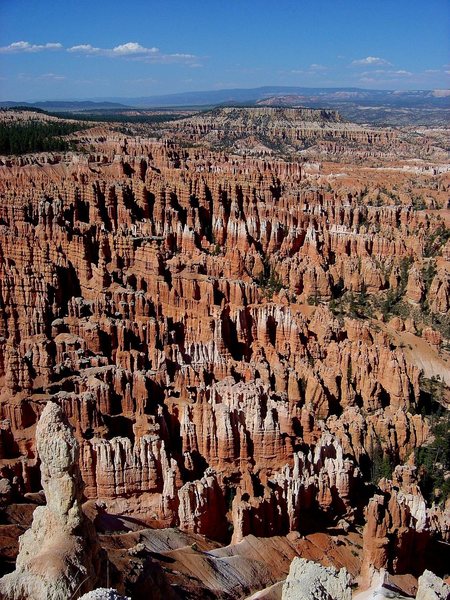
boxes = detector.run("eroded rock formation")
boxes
[361,465,449,584]
[0,109,449,596]
[0,402,104,599]
[79,591,130,600]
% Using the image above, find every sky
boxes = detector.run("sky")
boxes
[0,0,449,101]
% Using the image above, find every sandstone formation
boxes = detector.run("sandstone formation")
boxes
[361,465,449,584]
[0,108,449,597]
[355,569,450,600]
[160,106,448,163]
[282,557,352,600]
[230,432,362,542]
[0,401,104,599]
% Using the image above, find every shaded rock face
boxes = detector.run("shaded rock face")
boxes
[281,557,352,600]
[0,402,104,600]
[231,432,362,542]
[177,467,229,541]
[361,465,449,583]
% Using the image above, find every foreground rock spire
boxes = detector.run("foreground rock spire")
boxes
[0,401,104,600]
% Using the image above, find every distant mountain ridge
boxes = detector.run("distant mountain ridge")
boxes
[1,87,449,111]
[0,100,129,111]
[104,86,450,108]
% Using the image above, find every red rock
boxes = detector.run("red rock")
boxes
[0,111,448,590]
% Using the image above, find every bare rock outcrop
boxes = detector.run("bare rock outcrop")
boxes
[177,467,228,541]
[0,401,104,600]
[416,570,450,600]
[281,557,352,600]
[79,590,130,600]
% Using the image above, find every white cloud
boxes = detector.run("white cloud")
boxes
[360,69,412,78]
[0,41,62,54]
[112,42,158,55]
[391,70,412,76]
[291,64,329,76]
[0,39,196,64]
[39,73,66,81]
[358,70,415,84]
[67,41,196,63]
[67,44,101,54]
[352,56,391,66]
[17,72,66,82]
[309,63,328,71]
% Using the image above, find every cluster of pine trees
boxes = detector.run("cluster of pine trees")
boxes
[0,120,84,154]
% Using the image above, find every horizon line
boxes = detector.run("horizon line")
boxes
[1,84,450,104]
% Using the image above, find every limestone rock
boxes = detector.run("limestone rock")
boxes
[281,557,352,600]
[416,570,450,600]
[79,589,130,600]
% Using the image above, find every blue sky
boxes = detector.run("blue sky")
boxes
[0,0,448,100]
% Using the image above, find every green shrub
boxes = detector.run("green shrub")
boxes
[255,258,284,299]
[424,225,450,258]
[370,444,394,484]
[414,382,450,505]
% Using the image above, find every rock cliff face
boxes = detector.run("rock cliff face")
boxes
[0,402,104,599]
[170,106,393,152]
[230,432,362,542]
[160,106,447,162]
[0,110,449,594]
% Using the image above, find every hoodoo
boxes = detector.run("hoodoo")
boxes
[0,402,104,600]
